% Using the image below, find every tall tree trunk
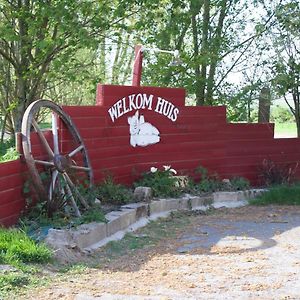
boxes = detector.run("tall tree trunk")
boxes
[206,0,227,105]
[196,0,210,105]
[258,87,271,123]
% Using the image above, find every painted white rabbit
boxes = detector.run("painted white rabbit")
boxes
[128,111,160,147]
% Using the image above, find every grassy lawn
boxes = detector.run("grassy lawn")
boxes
[274,122,297,138]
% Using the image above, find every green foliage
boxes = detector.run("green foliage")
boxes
[0,139,19,162]
[134,166,180,197]
[191,166,250,193]
[193,166,223,193]
[250,184,300,206]
[271,106,294,123]
[230,177,250,191]
[0,227,52,264]
[96,175,132,205]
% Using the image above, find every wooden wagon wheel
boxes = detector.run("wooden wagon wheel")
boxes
[21,99,93,217]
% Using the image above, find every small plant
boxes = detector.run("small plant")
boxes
[135,165,181,197]
[259,159,298,186]
[97,175,132,205]
[194,166,223,193]
[229,176,250,191]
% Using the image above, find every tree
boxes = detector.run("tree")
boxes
[0,0,137,135]
[137,0,278,116]
[271,0,300,136]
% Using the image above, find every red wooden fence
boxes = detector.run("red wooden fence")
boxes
[1,84,299,226]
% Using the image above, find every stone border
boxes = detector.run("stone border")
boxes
[45,189,266,263]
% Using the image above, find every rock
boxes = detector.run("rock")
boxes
[174,175,189,188]
[133,187,153,202]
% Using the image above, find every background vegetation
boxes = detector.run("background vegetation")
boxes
[0,0,299,145]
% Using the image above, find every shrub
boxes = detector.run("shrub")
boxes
[135,166,181,197]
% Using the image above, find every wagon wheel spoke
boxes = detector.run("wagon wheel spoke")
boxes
[64,180,81,217]
[34,160,55,167]
[32,119,54,158]
[49,170,59,201]
[69,145,84,157]
[52,112,60,155]
[63,172,90,209]
[69,165,91,172]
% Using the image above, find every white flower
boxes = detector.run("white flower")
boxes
[150,167,158,173]
[170,168,177,175]
[163,165,171,171]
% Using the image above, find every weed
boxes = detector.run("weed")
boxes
[229,177,250,191]
[259,159,298,186]
[250,184,300,206]
[97,175,132,205]
[193,165,223,193]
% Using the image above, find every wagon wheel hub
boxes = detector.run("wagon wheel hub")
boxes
[53,154,71,173]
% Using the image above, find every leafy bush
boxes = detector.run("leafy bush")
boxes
[0,227,52,264]
[135,166,181,197]
[250,184,300,206]
[97,175,132,204]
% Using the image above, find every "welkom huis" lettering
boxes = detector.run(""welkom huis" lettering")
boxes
[108,93,179,122]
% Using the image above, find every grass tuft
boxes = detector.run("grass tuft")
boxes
[250,184,300,206]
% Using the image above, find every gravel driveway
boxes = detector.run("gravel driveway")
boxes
[20,205,300,300]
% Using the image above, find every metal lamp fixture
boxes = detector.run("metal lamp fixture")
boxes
[132,45,182,86]
[141,47,182,66]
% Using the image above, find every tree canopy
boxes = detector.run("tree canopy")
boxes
[0,0,299,136]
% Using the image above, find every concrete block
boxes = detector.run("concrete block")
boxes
[148,197,190,216]
[213,191,239,202]
[106,209,137,236]
[71,222,107,250]
[121,203,149,219]
[189,195,213,209]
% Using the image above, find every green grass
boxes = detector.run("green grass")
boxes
[101,211,192,259]
[0,227,53,298]
[0,139,19,162]
[274,122,297,137]
[249,184,300,206]
[0,227,52,265]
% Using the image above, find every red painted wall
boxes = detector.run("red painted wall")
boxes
[1,84,300,226]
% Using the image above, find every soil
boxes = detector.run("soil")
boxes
[17,205,300,300]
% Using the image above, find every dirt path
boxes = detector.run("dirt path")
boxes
[19,206,300,300]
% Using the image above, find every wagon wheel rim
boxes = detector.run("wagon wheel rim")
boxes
[21,99,93,217]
